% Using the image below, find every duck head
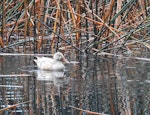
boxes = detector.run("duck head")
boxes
[53,52,69,63]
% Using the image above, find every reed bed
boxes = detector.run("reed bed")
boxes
[0,0,150,54]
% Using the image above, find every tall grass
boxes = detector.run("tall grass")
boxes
[0,0,149,54]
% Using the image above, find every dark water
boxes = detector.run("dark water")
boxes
[0,53,150,115]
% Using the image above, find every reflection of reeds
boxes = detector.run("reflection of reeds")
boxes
[0,72,33,114]
[0,0,149,54]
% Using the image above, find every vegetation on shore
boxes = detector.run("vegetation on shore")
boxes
[0,0,150,54]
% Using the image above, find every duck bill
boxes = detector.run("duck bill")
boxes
[62,57,69,63]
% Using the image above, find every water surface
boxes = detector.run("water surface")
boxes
[0,53,150,115]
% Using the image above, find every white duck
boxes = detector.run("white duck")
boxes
[34,52,68,71]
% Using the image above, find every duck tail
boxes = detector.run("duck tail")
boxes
[34,56,38,63]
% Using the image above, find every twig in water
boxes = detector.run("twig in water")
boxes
[70,106,106,115]
[0,100,32,112]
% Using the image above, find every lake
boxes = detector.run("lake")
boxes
[0,52,150,115]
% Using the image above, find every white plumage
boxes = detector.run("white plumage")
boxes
[34,52,68,71]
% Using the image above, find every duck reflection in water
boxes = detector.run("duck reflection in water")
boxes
[35,70,69,93]
[36,70,64,81]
